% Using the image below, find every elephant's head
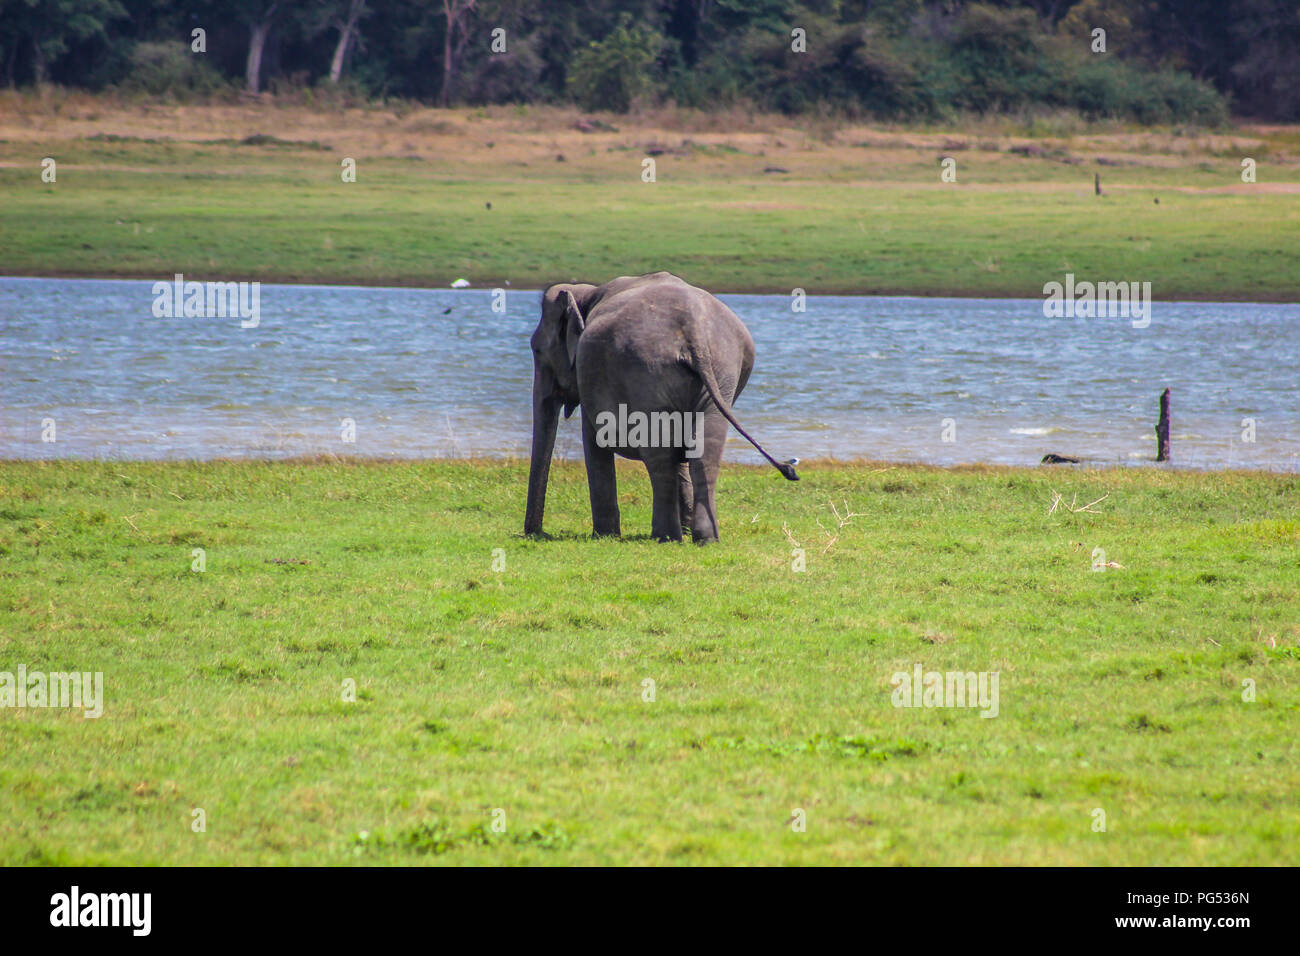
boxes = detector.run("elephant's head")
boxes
[524,282,598,535]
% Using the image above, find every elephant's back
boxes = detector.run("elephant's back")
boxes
[584,275,753,367]
[576,274,755,410]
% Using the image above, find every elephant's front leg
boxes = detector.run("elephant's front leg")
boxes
[581,410,621,537]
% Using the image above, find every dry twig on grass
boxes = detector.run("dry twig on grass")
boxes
[1048,489,1109,516]
[815,498,865,554]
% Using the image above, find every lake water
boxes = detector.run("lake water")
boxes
[2,277,1297,470]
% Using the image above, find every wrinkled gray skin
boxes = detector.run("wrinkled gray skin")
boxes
[525,272,797,543]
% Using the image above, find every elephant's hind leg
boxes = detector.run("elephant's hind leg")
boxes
[688,413,729,543]
[644,450,684,542]
[677,462,694,537]
[581,412,621,537]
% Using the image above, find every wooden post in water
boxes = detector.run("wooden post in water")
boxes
[1155,388,1171,462]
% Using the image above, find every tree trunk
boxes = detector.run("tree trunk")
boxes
[1155,388,1171,462]
[327,28,351,84]
[441,0,454,107]
[31,36,48,86]
[246,6,278,94]
[439,0,476,107]
[328,0,365,84]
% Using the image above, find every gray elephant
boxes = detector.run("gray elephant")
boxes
[524,272,798,543]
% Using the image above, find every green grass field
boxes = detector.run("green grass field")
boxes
[1,458,1297,865]
[2,99,1299,298]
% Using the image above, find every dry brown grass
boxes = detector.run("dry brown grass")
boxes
[4,90,1298,181]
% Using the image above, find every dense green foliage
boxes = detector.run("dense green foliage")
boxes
[3,1,1297,121]
[1,459,1297,864]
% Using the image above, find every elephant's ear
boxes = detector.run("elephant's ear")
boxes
[561,290,585,369]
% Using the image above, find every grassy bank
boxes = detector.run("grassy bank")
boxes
[2,96,1299,298]
[1,458,1297,865]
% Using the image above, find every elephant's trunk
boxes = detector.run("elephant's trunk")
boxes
[524,383,559,536]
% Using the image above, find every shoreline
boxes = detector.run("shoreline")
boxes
[3,456,1296,477]
[5,271,1298,304]
[6,101,1299,305]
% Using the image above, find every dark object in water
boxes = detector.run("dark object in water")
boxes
[1041,453,1081,464]
[1155,388,1171,462]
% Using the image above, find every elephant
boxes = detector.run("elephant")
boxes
[524,271,798,543]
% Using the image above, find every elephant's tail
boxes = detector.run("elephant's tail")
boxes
[689,349,799,481]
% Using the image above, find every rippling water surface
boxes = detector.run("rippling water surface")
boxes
[2,277,1296,470]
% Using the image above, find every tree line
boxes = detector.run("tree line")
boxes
[3,1,1298,122]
